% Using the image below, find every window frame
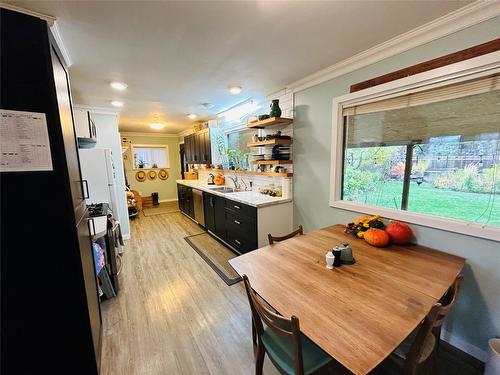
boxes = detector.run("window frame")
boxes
[330,51,500,241]
[131,144,170,170]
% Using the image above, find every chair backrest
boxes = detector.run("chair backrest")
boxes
[243,275,304,375]
[404,275,463,374]
[268,225,304,245]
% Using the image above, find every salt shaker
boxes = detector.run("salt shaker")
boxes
[325,251,335,269]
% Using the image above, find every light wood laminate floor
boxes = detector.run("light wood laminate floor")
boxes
[101,212,483,375]
[100,211,280,375]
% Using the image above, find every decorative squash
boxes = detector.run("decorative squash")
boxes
[363,228,390,247]
[214,173,225,186]
[385,221,413,245]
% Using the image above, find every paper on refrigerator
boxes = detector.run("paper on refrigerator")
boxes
[0,109,53,172]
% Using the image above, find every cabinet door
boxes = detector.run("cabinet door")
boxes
[203,192,216,233]
[192,134,200,163]
[77,215,102,365]
[214,195,226,240]
[203,130,212,163]
[185,187,194,218]
[177,184,185,212]
[184,136,191,163]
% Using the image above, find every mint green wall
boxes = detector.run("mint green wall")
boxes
[122,135,181,201]
[293,17,500,359]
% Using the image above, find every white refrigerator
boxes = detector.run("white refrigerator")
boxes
[79,148,120,215]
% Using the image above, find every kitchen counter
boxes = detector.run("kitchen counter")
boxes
[176,179,292,208]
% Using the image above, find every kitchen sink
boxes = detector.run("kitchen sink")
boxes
[208,186,243,194]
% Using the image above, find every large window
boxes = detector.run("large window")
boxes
[331,58,500,240]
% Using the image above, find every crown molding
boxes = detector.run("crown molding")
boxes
[73,104,121,115]
[120,131,179,138]
[50,21,73,68]
[287,1,500,93]
[177,128,195,137]
[0,2,55,25]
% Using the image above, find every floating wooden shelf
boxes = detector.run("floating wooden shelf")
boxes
[201,168,293,177]
[251,160,293,165]
[246,117,293,129]
[247,138,293,147]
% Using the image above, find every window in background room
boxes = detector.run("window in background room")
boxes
[340,73,500,228]
[133,145,169,169]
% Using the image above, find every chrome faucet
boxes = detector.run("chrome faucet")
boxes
[227,175,241,190]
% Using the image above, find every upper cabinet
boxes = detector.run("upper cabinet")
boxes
[74,108,97,148]
[185,128,212,164]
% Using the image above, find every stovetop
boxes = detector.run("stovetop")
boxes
[87,203,110,217]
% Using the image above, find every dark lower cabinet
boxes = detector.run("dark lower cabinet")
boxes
[177,184,194,219]
[214,194,227,241]
[225,201,257,253]
[203,191,257,253]
[203,192,216,233]
[203,191,226,241]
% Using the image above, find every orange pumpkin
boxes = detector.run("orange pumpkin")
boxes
[385,221,413,245]
[214,173,225,185]
[363,228,390,247]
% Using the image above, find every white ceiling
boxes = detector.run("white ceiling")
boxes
[7,1,471,134]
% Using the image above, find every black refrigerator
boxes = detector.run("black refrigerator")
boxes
[1,8,102,375]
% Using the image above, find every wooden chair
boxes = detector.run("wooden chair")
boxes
[268,225,304,245]
[243,275,332,375]
[389,274,463,375]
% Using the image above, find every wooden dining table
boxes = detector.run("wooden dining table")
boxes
[229,224,465,375]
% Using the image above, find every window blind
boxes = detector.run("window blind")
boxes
[342,73,500,116]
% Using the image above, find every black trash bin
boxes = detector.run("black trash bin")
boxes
[152,192,159,206]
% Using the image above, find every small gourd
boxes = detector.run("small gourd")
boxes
[363,228,390,247]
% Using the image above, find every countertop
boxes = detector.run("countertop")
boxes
[176,179,292,208]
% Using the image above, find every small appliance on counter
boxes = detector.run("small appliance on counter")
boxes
[208,173,215,185]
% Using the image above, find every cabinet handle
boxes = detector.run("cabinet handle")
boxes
[87,112,92,138]
[234,205,240,210]
[210,197,214,207]
[82,180,90,199]
[235,239,241,245]
[234,220,241,225]
[87,218,96,236]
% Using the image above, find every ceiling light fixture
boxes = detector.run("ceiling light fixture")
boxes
[149,122,165,130]
[187,114,197,120]
[111,100,124,108]
[228,85,242,95]
[201,102,214,109]
[110,81,128,90]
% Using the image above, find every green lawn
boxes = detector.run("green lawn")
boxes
[356,181,500,227]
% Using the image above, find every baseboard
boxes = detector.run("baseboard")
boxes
[159,198,178,203]
[122,233,131,241]
[441,329,487,362]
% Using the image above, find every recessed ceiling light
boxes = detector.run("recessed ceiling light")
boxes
[187,114,197,120]
[149,122,165,130]
[201,102,214,109]
[110,81,128,90]
[228,85,242,95]
[111,100,124,108]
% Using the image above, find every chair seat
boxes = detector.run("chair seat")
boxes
[261,328,332,375]
[393,330,436,364]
